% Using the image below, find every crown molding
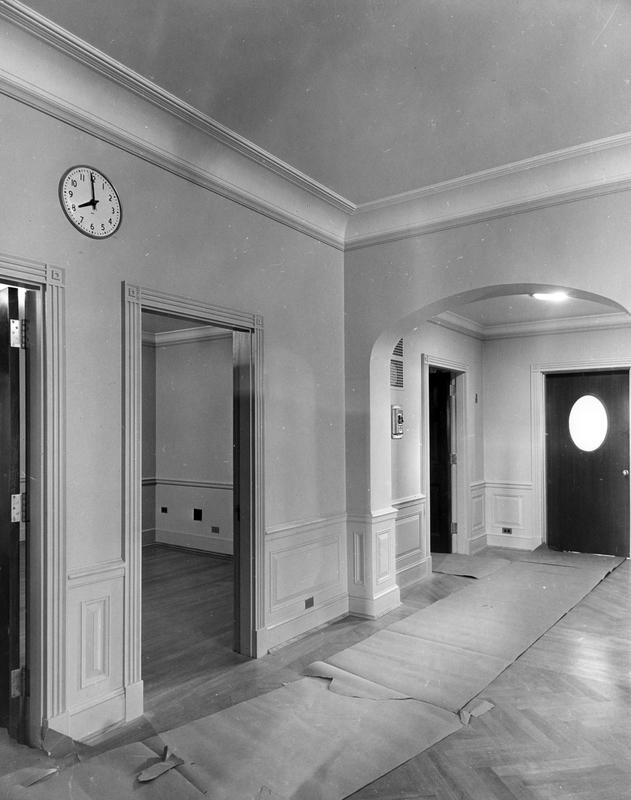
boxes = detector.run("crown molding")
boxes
[0,0,354,216]
[0,2,351,250]
[431,310,631,341]
[346,131,631,250]
[141,327,232,347]
[4,0,631,253]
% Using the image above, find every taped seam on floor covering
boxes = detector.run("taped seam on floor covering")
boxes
[6,551,622,800]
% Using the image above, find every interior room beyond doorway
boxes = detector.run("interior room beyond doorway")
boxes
[140,310,237,714]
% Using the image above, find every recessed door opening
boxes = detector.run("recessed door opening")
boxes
[140,309,251,726]
[1,284,33,743]
[429,368,455,554]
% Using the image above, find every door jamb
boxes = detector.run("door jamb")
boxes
[122,283,265,718]
[0,254,66,747]
[421,354,469,555]
[531,358,631,550]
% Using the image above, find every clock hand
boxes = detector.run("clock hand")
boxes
[78,199,95,208]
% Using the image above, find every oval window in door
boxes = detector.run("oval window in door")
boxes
[569,394,608,452]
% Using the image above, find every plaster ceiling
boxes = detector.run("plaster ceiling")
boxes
[441,293,623,331]
[21,0,631,205]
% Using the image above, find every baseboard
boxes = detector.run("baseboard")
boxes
[486,532,534,550]
[396,555,430,588]
[469,533,488,554]
[348,583,401,619]
[154,528,233,556]
[67,690,127,742]
[263,593,349,652]
[142,528,156,546]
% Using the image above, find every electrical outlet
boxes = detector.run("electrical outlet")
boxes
[305,596,314,609]
[193,508,203,521]
[211,526,219,533]
[161,507,168,514]
[502,527,512,534]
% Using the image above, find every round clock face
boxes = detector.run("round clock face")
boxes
[59,166,122,238]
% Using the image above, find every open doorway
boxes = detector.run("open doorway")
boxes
[140,310,251,725]
[1,284,32,743]
[429,368,455,553]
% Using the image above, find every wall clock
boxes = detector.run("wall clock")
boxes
[59,166,122,238]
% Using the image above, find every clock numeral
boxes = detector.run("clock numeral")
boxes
[68,190,73,198]
[71,179,77,187]
[71,204,76,212]
[79,173,85,182]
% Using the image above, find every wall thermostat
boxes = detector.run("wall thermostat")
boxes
[391,405,404,438]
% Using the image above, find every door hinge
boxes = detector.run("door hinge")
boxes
[10,666,27,699]
[10,319,28,349]
[451,522,458,536]
[449,453,457,466]
[11,493,26,524]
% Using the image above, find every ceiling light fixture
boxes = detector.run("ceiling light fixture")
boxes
[531,291,569,302]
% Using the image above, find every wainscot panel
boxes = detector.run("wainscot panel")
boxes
[66,562,125,739]
[485,481,534,550]
[393,496,429,589]
[469,481,487,554]
[264,513,348,651]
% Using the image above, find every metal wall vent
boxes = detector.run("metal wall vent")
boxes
[390,359,404,388]
[390,339,404,388]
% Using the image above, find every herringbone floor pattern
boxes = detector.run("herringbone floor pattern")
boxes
[348,555,631,800]
[5,546,622,799]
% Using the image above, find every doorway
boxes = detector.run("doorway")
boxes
[0,284,32,743]
[123,283,263,722]
[546,370,630,557]
[429,368,455,553]
[140,311,238,706]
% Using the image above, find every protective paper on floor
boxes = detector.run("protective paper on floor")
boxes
[431,552,509,578]
[324,557,621,713]
[8,550,619,800]
[159,677,462,800]
[0,742,205,799]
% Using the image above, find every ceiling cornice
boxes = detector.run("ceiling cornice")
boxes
[431,310,631,341]
[0,0,354,215]
[346,136,631,250]
[142,327,232,347]
[3,0,631,254]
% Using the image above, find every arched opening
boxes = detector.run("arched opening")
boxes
[366,282,630,592]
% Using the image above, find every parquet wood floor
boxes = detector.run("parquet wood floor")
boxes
[98,546,631,798]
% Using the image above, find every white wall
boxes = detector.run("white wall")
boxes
[0,80,347,739]
[152,333,234,554]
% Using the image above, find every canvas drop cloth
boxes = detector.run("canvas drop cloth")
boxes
[6,549,622,800]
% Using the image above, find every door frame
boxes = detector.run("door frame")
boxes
[0,253,66,747]
[531,358,631,550]
[421,354,470,555]
[122,283,265,717]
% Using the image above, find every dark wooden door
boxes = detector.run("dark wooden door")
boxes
[429,369,452,553]
[0,287,22,738]
[546,370,630,557]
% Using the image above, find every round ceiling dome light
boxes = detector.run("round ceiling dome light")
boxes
[531,291,569,302]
